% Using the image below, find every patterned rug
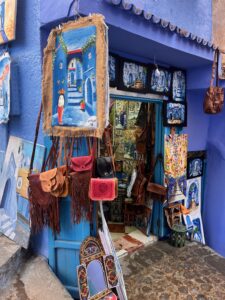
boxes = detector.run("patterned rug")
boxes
[120,241,225,300]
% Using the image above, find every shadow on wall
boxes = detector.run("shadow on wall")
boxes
[203,107,225,257]
[183,90,210,151]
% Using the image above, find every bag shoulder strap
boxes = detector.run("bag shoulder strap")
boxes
[210,50,219,87]
[216,49,220,87]
[149,153,164,182]
[104,126,116,173]
[29,103,43,175]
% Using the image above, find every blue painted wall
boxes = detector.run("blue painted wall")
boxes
[133,0,212,41]
[0,0,43,152]
[0,0,46,255]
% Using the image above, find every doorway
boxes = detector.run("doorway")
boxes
[99,93,164,254]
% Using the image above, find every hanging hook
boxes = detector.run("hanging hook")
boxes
[67,0,81,20]
[154,55,160,77]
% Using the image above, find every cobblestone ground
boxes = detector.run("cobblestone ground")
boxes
[120,241,225,300]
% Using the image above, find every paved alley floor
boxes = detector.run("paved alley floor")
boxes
[120,241,225,300]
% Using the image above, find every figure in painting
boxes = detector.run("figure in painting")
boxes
[57,89,65,125]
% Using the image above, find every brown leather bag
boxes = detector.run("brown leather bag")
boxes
[28,104,60,233]
[40,165,68,197]
[132,162,147,205]
[204,50,224,114]
[147,154,167,200]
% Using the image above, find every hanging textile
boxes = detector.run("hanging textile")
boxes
[164,133,188,203]
[42,14,109,138]
[0,51,10,124]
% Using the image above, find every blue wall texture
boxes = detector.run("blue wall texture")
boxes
[0,0,46,254]
[0,0,43,152]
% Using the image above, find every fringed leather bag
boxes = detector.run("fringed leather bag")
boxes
[39,138,70,198]
[70,138,96,223]
[204,50,224,114]
[28,104,60,233]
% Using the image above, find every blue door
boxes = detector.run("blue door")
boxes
[47,137,91,299]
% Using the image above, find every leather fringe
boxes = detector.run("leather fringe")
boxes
[70,171,92,224]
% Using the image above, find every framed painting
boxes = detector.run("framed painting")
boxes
[187,156,204,179]
[109,53,119,87]
[187,151,206,179]
[0,0,17,44]
[185,178,201,213]
[172,69,186,102]
[183,213,205,244]
[0,136,45,248]
[163,101,187,127]
[0,51,10,124]
[42,15,108,138]
[149,66,172,95]
[118,57,148,93]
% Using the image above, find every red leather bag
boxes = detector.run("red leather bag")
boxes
[89,178,118,201]
[70,139,95,172]
[70,155,93,172]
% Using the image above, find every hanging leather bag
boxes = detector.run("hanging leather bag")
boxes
[28,104,60,233]
[131,161,147,205]
[69,138,96,223]
[96,126,115,178]
[90,126,118,201]
[39,137,70,198]
[147,154,167,199]
[204,49,224,114]
[89,178,118,201]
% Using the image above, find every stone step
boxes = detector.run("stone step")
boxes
[68,87,77,92]
[0,220,12,232]
[0,235,24,290]
[0,235,72,299]
[0,256,73,300]
[0,214,10,226]
[4,225,14,238]
[68,99,81,105]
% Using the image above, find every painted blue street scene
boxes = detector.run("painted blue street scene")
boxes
[172,70,186,101]
[150,68,171,93]
[52,25,97,128]
[0,136,45,248]
[166,102,185,125]
[0,52,10,124]
[122,61,147,90]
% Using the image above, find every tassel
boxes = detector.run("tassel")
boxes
[70,171,92,223]
[28,178,60,234]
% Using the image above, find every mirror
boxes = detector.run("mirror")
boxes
[87,260,108,297]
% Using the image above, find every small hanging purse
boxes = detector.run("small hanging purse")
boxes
[89,178,118,201]
[96,126,115,178]
[204,49,224,114]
